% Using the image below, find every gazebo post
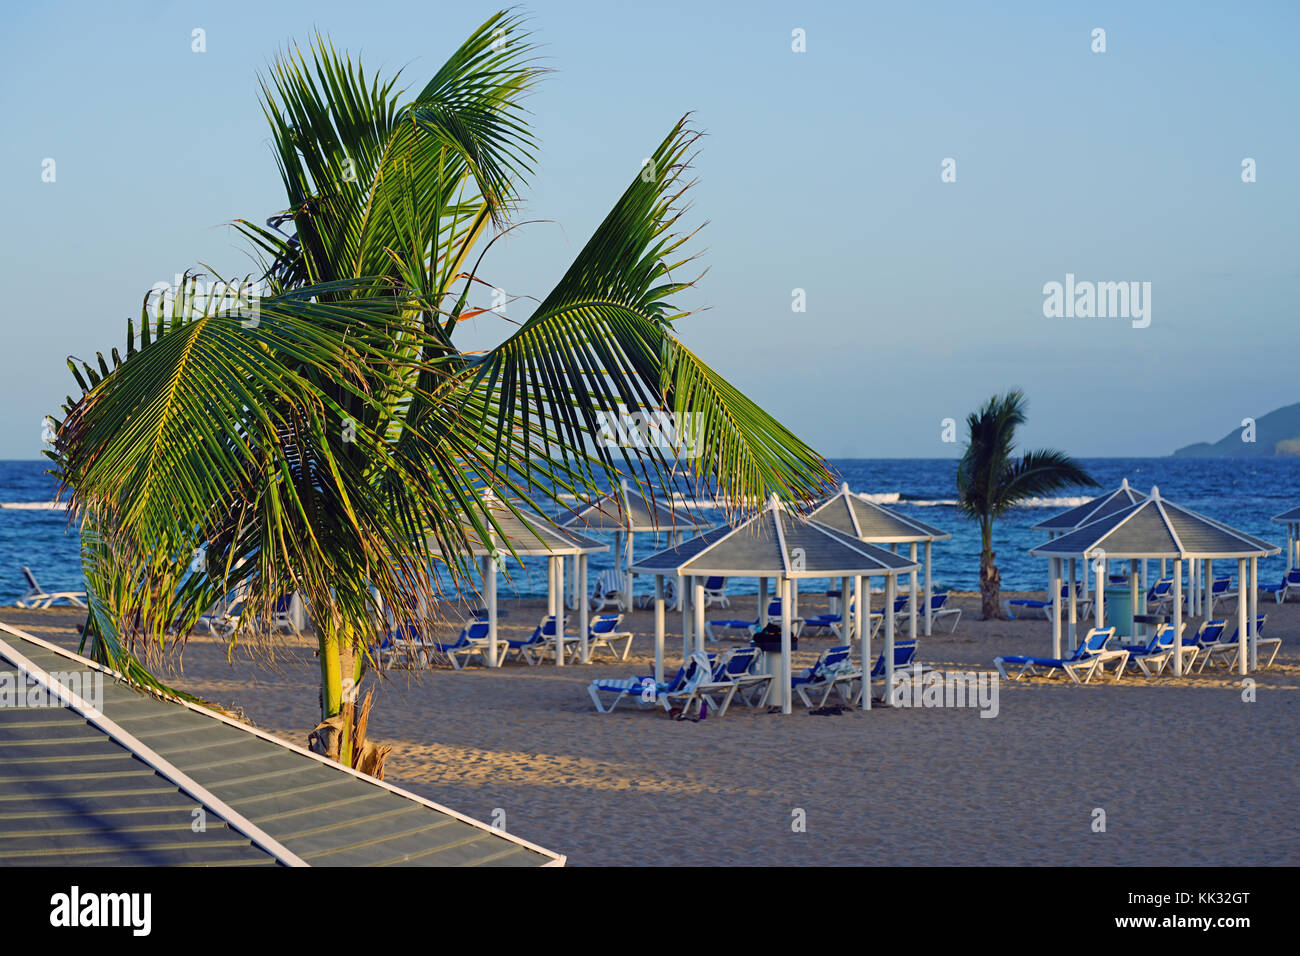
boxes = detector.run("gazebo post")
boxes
[884,573,897,707]
[1172,560,1184,676]
[554,555,565,667]
[654,574,665,684]
[908,542,918,639]
[1094,556,1106,630]
[486,548,499,667]
[578,553,590,664]
[1067,557,1078,651]
[758,577,769,626]
[1236,558,1248,678]
[681,575,693,663]
[780,577,793,716]
[861,575,872,711]
[1249,556,1259,671]
[623,531,635,612]
[924,539,933,637]
[1140,558,1148,639]
[693,577,706,656]
[1129,559,1138,644]
[854,574,866,710]
[790,579,799,619]
[546,557,555,618]
[1050,557,1062,658]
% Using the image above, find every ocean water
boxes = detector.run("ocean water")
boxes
[3,457,1299,606]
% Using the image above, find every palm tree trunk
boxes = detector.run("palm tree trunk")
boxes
[979,519,1003,620]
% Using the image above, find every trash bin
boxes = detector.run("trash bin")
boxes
[1105,582,1138,639]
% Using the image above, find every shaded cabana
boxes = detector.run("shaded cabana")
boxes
[631,495,917,714]
[557,478,714,611]
[808,482,950,637]
[460,497,608,667]
[1271,504,1300,571]
[1030,487,1279,675]
[1032,478,1145,603]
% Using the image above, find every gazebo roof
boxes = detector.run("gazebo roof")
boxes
[807,482,949,542]
[1030,487,1278,560]
[1271,504,1300,523]
[462,496,609,557]
[556,479,713,534]
[0,623,563,866]
[1032,478,1145,532]
[631,495,918,578]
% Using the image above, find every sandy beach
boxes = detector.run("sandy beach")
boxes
[5,589,1297,867]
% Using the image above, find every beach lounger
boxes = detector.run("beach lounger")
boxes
[707,599,803,641]
[791,645,861,709]
[198,596,247,637]
[700,576,730,609]
[586,614,635,662]
[15,566,87,609]
[588,665,686,714]
[851,639,933,704]
[1202,615,1277,670]
[659,648,761,717]
[506,616,576,665]
[1206,577,1235,615]
[1119,623,1191,676]
[993,627,1115,683]
[1185,619,1226,673]
[930,592,961,633]
[1259,570,1300,605]
[1003,585,1090,621]
[590,569,629,613]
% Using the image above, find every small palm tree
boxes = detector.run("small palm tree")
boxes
[50,13,834,773]
[956,390,1097,620]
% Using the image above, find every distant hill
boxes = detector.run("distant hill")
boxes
[1173,402,1300,458]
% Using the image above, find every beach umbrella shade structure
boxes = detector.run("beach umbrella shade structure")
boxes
[1270,504,1300,572]
[557,478,714,612]
[1032,478,1146,610]
[807,482,951,637]
[631,495,917,714]
[457,497,609,666]
[1029,487,1278,675]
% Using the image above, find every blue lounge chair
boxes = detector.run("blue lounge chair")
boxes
[1119,622,1190,676]
[586,652,713,714]
[586,614,635,662]
[506,616,578,665]
[660,647,766,717]
[1202,615,1277,670]
[1004,585,1091,620]
[993,627,1115,683]
[791,645,860,708]
[707,599,803,640]
[1184,619,1226,673]
[1206,577,1235,614]
[929,592,961,633]
[1259,570,1300,605]
[377,618,493,670]
[1146,578,1175,614]
[700,576,730,609]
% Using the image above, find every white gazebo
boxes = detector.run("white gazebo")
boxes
[1271,504,1300,572]
[557,478,713,612]
[460,497,608,666]
[1032,478,1146,608]
[1030,487,1279,676]
[630,495,918,714]
[807,482,950,637]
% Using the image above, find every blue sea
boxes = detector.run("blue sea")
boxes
[3,458,1298,606]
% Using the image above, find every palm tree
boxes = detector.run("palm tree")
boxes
[956,390,1097,621]
[50,12,834,773]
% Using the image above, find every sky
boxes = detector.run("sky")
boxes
[1,0,1297,460]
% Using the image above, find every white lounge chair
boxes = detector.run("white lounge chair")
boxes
[587,614,635,662]
[15,566,87,609]
[589,568,629,613]
[700,576,729,609]
[929,592,961,633]
[993,627,1116,684]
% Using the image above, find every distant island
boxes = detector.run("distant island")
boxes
[1173,402,1300,457]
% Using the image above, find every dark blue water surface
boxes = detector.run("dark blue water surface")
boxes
[4,458,1298,605]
